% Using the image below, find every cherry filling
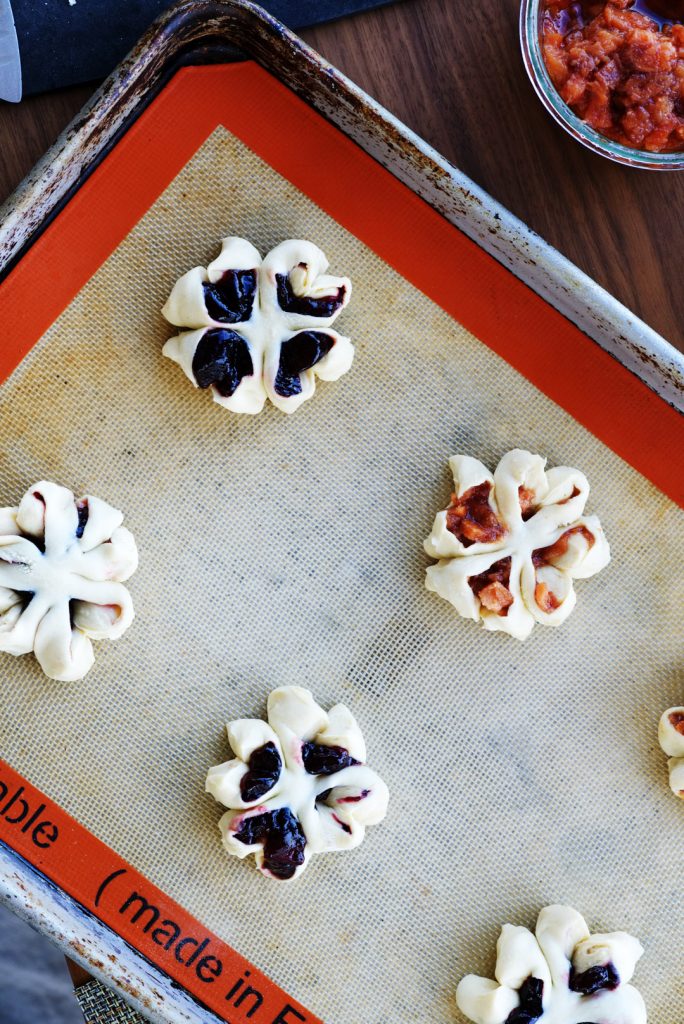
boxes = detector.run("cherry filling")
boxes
[240,742,282,803]
[468,557,514,616]
[337,789,370,803]
[202,269,257,323]
[75,500,89,539]
[532,526,595,612]
[274,331,334,397]
[301,742,359,776]
[446,482,505,547]
[504,976,544,1024]
[233,807,306,880]
[569,962,620,995]
[275,272,346,317]
[192,329,254,398]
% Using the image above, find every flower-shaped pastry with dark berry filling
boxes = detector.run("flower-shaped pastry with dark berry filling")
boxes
[424,449,610,640]
[0,481,138,681]
[205,686,389,881]
[162,238,353,414]
[658,706,684,799]
[457,904,646,1024]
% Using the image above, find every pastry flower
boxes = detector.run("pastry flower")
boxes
[457,904,646,1024]
[424,449,610,640]
[205,686,389,881]
[0,481,138,681]
[658,706,684,798]
[162,237,353,414]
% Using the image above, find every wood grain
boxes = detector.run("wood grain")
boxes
[0,0,682,350]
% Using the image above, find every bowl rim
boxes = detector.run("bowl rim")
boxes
[519,0,684,170]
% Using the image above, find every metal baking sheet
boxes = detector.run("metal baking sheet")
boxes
[0,4,682,1023]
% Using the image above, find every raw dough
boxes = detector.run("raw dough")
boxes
[424,449,610,639]
[457,904,646,1024]
[206,685,389,881]
[0,481,138,681]
[162,238,353,414]
[658,706,684,798]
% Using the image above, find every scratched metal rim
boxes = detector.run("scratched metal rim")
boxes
[520,0,684,170]
[0,841,222,1024]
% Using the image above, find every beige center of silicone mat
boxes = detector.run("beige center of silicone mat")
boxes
[0,126,682,1023]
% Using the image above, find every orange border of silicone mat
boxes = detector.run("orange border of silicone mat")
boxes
[0,761,317,1023]
[0,59,682,1022]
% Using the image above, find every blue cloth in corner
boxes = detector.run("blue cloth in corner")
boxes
[11,0,400,96]
[0,903,82,1024]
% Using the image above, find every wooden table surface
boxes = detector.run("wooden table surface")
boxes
[0,0,682,351]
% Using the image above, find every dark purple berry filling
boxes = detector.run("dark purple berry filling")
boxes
[569,962,620,996]
[75,500,89,539]
[274,331,334,397]
[202,269,257,324]
[275,273,346,318]
[234,807,306,880]
[301,742,359,776]
[239,741,282,803]
[504,976,544,1024]
[192,329,253,398]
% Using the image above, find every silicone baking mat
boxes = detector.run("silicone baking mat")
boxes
[0,62,682,1024]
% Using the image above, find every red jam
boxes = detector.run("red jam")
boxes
[669,711,684,733]
[446,483,505,547]
[534,582,563,611]
[469,557,514,615]
[519,486,539,520]
[532,525,595,610]
[532,525,595,567]
[542,0,684,151]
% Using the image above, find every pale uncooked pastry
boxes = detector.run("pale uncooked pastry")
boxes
[162,238,353,414]
[206,685,389,881]
[0,481,138,681]
[424,449,610,640]
[658,706,684,798]
[457,904,647,1024]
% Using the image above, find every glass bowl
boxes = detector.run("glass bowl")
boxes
[519,0,684,170]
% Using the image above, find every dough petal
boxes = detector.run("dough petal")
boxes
[316,703,366,762]
[495,924,551,991]
[33,602,95,682]
[77,495,124,552]
[456,976,519,1024]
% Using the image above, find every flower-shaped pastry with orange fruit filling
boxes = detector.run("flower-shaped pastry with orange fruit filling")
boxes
[424,450,610,640]
[0,481,138,681]
[162,238,353,415]
[205,686,389,881]
[457,904,646,1024]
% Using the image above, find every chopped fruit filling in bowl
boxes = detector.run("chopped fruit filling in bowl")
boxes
[521,0,684,167]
